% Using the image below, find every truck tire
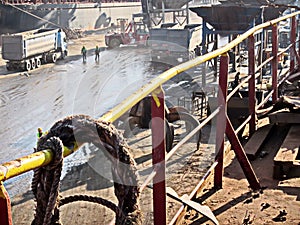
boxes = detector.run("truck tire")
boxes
[61,50,68,59]
[25,61,31,71]
[36,58,41,68]
[167,112,202,150]
[31,59,36,70]
[6,63,13,71]
[61,51,65,59]
[43,54,48,64]
[122,116,174,152]
[165,121,174,152]
[52,54,57,63]
[109,38,121,48]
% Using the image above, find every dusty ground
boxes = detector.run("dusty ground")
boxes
[181,122,300,225]
[66,31,107,59]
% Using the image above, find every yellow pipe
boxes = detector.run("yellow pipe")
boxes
[1,11,300,182]
[0,145,77,182]
[0,150,52,181]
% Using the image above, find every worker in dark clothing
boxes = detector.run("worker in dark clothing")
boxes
[194,45,201,57]
[232,72,240,89]
[95,45,100,62]
[81,46,87,62]
[231,72,241,97]
[228,50,237,72]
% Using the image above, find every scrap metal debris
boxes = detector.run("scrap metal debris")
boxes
[272,209,287,222]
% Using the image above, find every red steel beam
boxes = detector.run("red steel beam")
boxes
[225,116,261,191]
[290,16,296,73]
[291,17,300,68]
[248,35,256,135]
[298,20,300,60]
[151,87,166,225]
[272,25,278,104]
[214,53,228,189]
[0,182,12,225]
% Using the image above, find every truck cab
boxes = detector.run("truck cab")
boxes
[56,29,68,58]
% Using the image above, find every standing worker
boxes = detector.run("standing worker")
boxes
[37,127,43,139]
[231,72,241,97]
[95,45,100,62]
[194,45,201,57]
[81,46,87,62]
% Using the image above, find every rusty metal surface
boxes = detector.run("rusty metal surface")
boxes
[0,183,13,225]
[262,6,288,21]
[151,0,191,10]
[214,53,228,189]
[151,88,167,225]
[190,5,261,31]
[218,0,267,5]
[189,5,286,31]
[219,0,294,5]
[248,35,256,135]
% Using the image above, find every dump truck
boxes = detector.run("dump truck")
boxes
[1,28,68,71]
[148,24,200,67]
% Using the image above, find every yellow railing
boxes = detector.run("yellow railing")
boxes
[0,9,299,187]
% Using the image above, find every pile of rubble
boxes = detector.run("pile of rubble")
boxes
[63,28,85,40]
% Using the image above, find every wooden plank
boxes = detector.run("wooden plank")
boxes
[269,112,300,124]
[244,124,274,160]
[273,125,300,179]
[208,97,250,129]
[274,125,300,164]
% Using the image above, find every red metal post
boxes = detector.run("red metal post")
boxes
[292,18,300,67]
[272,25,278,104]
[298,20,300,60]
[225,116,261,191]
[214,53,228,189]
[0,182,13,225]
[290,16,296,73]
[151,87,166,225]
[248,35,256,135]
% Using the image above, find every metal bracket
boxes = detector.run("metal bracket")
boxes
[147,184,218,225]
[166,187,219,225]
